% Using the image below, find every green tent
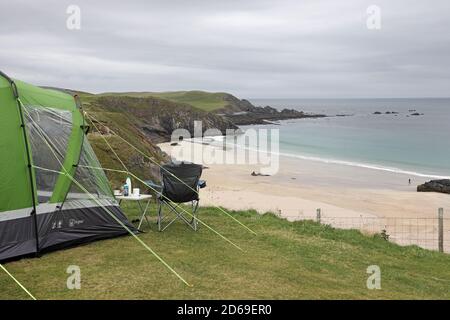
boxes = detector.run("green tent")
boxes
[0,71,136,261]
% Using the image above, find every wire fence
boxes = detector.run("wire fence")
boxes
[271,208,449,253]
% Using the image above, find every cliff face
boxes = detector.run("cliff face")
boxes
[215,95,326,125]
[138,90,327,124]
[79,94,238,186]
[214,94,256,114]
[88,95,238,143]
[75,90,323,186]
[83,90,326,130]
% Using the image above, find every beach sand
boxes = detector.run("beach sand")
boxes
[159,140,450,250]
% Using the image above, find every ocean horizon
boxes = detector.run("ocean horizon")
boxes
[235,98,450,179]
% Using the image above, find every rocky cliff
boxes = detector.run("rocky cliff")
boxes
[417,180,450,194]
[92,95,238,142]
[73,90,324,186]
[79,94,238,187]
[214,94,326,125]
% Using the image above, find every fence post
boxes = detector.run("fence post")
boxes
[438,208,444,253]
[316,208,321,224]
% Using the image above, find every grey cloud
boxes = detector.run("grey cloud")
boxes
[1,0,449,98]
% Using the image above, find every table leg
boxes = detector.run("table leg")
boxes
[137,200,151,230]
[143,200,151,227]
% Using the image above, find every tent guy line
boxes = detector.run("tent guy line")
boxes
[1,72,243,293]
[0,264,36,300]
[33,165,192,287]
[82,114,244,251]
[84,111,257,236]
[79,164,244,252]
[25,110,244,253]
[24,110,192,287]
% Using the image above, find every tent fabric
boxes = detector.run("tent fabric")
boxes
[0,71,136,262]
[24,105,73,203]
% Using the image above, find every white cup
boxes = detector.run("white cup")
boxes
[133,188,140,197]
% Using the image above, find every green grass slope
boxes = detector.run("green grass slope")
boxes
[98,91,231,112]
[77,92,236,188]
[77,93,168,188]
[1,204,450,300]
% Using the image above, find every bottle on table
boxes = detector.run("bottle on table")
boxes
[124,177,132,196]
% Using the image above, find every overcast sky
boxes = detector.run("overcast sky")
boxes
[1,0,449,98]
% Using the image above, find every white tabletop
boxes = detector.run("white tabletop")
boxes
[116,194,152,201]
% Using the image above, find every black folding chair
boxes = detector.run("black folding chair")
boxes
[156,162,205,231]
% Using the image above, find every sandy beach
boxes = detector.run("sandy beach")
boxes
[159,140,450,250]
[159,140,450,218]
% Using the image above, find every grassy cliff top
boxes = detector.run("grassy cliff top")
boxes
[96,91,231,112]
[77,92,237,188]
[2,205,450,299]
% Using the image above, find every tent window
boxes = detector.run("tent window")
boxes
[24,105,72,203]
[64,135,116,206]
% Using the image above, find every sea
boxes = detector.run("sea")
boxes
[235,98,450,179]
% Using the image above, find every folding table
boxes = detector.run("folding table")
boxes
[116,194,153,230]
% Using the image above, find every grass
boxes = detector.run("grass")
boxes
[75,92,236,189]
[96,91,230,112]
[76,96,169,188]
[1,203,450,300]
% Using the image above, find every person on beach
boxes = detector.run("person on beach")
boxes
[251,171,270,177]
[408,178,411,185]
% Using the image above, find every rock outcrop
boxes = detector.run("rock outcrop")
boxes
[94,96,238,143]
[224,108,326,125]
[417,179,450,194]
[208,93,326,125]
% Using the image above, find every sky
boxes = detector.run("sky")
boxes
[1,0,449,98]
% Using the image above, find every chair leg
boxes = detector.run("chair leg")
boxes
[193,200,199,231]
[157,199,200,232]
[158,200,182,231]
[157,199,163,232]
[190,201,195,224]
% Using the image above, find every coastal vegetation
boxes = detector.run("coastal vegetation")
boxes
[2,203,450,299]
[95,90,231,112]
[73,90,323,187]
[1,89,449,300]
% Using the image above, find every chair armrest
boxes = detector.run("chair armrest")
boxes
[144,180,162,193]
[198,180,207,189]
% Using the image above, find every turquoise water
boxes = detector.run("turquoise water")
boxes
[245,98,450,178]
